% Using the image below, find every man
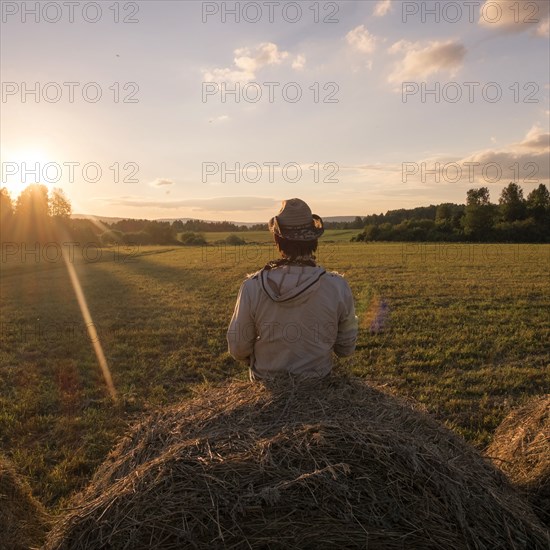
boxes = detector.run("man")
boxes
[227,198,358,380]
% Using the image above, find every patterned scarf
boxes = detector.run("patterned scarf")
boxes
[263,255,317,269]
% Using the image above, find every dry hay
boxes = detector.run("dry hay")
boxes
[487,394,549,526]
[0,455,50,550]
[44,376,549,550]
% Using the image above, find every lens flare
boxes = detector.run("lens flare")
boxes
[62,247,117,401]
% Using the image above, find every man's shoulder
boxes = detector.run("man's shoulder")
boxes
[241,269,263,285]
[246,268,263,280]
[321,269,352,291]
[242,265,348,283]
[324,269,348,280]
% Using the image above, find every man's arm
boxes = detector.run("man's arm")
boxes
[227,281,257,361]
[334,281,358,357]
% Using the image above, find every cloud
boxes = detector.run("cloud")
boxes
[347,126,550,189]
[208,115,230,124]
[519,125,550,149]
[478,0,550,36]
[351,163,402,173]
[102,196,279,212]
[388,40,466,84]
[203,43,291,82]
[456,128,549,184]
[346,25,377,54]
[536,16,549,36]
[440,126,549,185]
[292,54,306,71]
[150,178,174,187]
[373,0,392,17]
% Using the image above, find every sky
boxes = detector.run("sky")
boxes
[1,0,549,222]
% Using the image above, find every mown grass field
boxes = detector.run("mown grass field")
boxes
[1,236,549,512]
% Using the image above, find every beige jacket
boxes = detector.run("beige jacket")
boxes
[227,264,358,379]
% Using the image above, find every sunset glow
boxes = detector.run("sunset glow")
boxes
[1,147,56,196]
[1,1,548,221]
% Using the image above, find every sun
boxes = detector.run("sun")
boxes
[0,147,55,198]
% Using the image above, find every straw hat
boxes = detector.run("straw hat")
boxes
[268,198,324,241]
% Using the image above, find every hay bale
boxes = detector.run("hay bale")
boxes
[0,455,50,550]
[487,395,549,526]
[45,377,549,549]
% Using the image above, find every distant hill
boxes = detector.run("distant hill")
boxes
[73,214,203,225]
[324,216,359,223]
[72,214,360,226]
[72,214,129,224]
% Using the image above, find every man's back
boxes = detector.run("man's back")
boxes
[227,263,357,379]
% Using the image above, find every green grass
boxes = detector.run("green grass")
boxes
[1,237,549,511]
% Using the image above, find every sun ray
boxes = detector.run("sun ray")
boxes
[61,245,117,401]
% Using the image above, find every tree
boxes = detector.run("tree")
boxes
[16,184,49,218]
[463,187,494,239]
[49,187,72,218]
[145,221,174,244]
[225,234,246,245]
[171,220,185,234]
[499,182,526,222]
[0,187,14,218]
[362,224,380,241]
[351,216,364,229]
[0,187,15,241]
[526,184,550,222]
[70,218,102,245]
[180,231,206,245]
[101,229,124,245]
[435,203,452,224]
[15,184,51,242]
[466,187,490,206]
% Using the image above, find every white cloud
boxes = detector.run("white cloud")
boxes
[373,0,392,17]
[388,40,466,84]
[347,126,550,190]
[478,0,550,36]
[209,115,230,124]
[203,42,290,82]
[150,178,174,187]
[457,128,549,184]
[438,126,549,184]
[536,17,549,37]
[346,25,377,54]
[292,54,306,71]
[515,124,549,150]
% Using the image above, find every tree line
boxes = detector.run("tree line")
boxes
[0,184,182,246]
[0,185,260,246]
[1,182,549,246]
[352,183,549,243]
